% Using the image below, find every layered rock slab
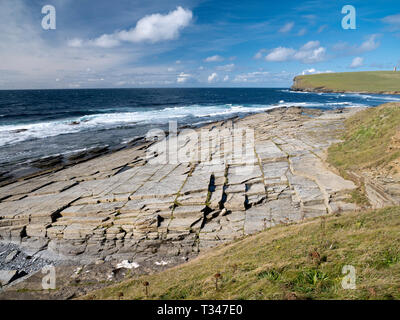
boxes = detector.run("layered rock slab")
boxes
[0,107,362,265]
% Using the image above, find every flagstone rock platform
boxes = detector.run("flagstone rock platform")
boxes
[0,107,362,266]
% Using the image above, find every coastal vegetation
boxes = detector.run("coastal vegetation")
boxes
[292,71,400,94]
[84,206,400,300]
[328,103,400,172]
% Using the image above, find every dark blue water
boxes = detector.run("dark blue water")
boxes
[0,88,398,169]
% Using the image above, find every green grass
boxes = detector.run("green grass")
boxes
[327,103,400,172]
[292,71,400,94]
[82,206,400,300]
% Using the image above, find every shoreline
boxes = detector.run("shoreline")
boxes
[0,116,236,188]
[0,107,287,187]
[0,106,365,296]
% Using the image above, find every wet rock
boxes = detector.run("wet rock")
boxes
[31,155,63,169]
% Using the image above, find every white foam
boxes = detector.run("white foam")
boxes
[0,102,369,147]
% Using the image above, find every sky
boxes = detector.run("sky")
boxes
[1,0,400,89]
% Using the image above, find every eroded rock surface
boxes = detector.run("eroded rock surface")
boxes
[0,107,362,271]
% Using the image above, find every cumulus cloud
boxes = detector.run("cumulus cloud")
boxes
[216,64,235,72]
[118,7,192,43]
[265,47,296,62]
[293,41,326,63]
[204,55,224,62]
[208,72,218,83]
[71,7,192,48]
[279,22,294,33]
[264,41,326,63]
[223,75,229,82]
[349,57,364,68]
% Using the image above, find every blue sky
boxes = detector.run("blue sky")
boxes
[1,0,400,89]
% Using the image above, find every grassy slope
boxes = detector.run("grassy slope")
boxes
[85,207,400,300]
[328,103,400,172]
[83,104,400,300]
[292,71,400,94]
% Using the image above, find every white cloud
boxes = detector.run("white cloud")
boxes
[204,55,224,62]
[208,72,218,83]
[118,7,192,43]
[77,7,192,48]
[67,38,83,48]
[90,34,121,48]
[294,41,326,63]
[265,47,296,62]
[264,41,326,63]
[300,41,319,51]
[216,64,235,72]
[349,57,364,68]
[359,34,380,52]
[301,68,333,75]
[254,49,267,59]
[177,72,192,83]
[302,68,317,75]
[223,75,229,82]
[279,22,294,33]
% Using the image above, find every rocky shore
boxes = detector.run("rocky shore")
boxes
[0,106,364,295]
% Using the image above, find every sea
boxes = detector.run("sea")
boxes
[0,88,399,173]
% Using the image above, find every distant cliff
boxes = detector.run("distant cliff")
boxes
[291,71,400,95]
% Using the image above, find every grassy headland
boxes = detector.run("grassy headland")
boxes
[292,71,400,94]
[83,104,400,300]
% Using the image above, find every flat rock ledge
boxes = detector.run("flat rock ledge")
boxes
[0,107,362,272]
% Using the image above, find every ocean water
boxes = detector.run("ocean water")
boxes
[0,88,398,170]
